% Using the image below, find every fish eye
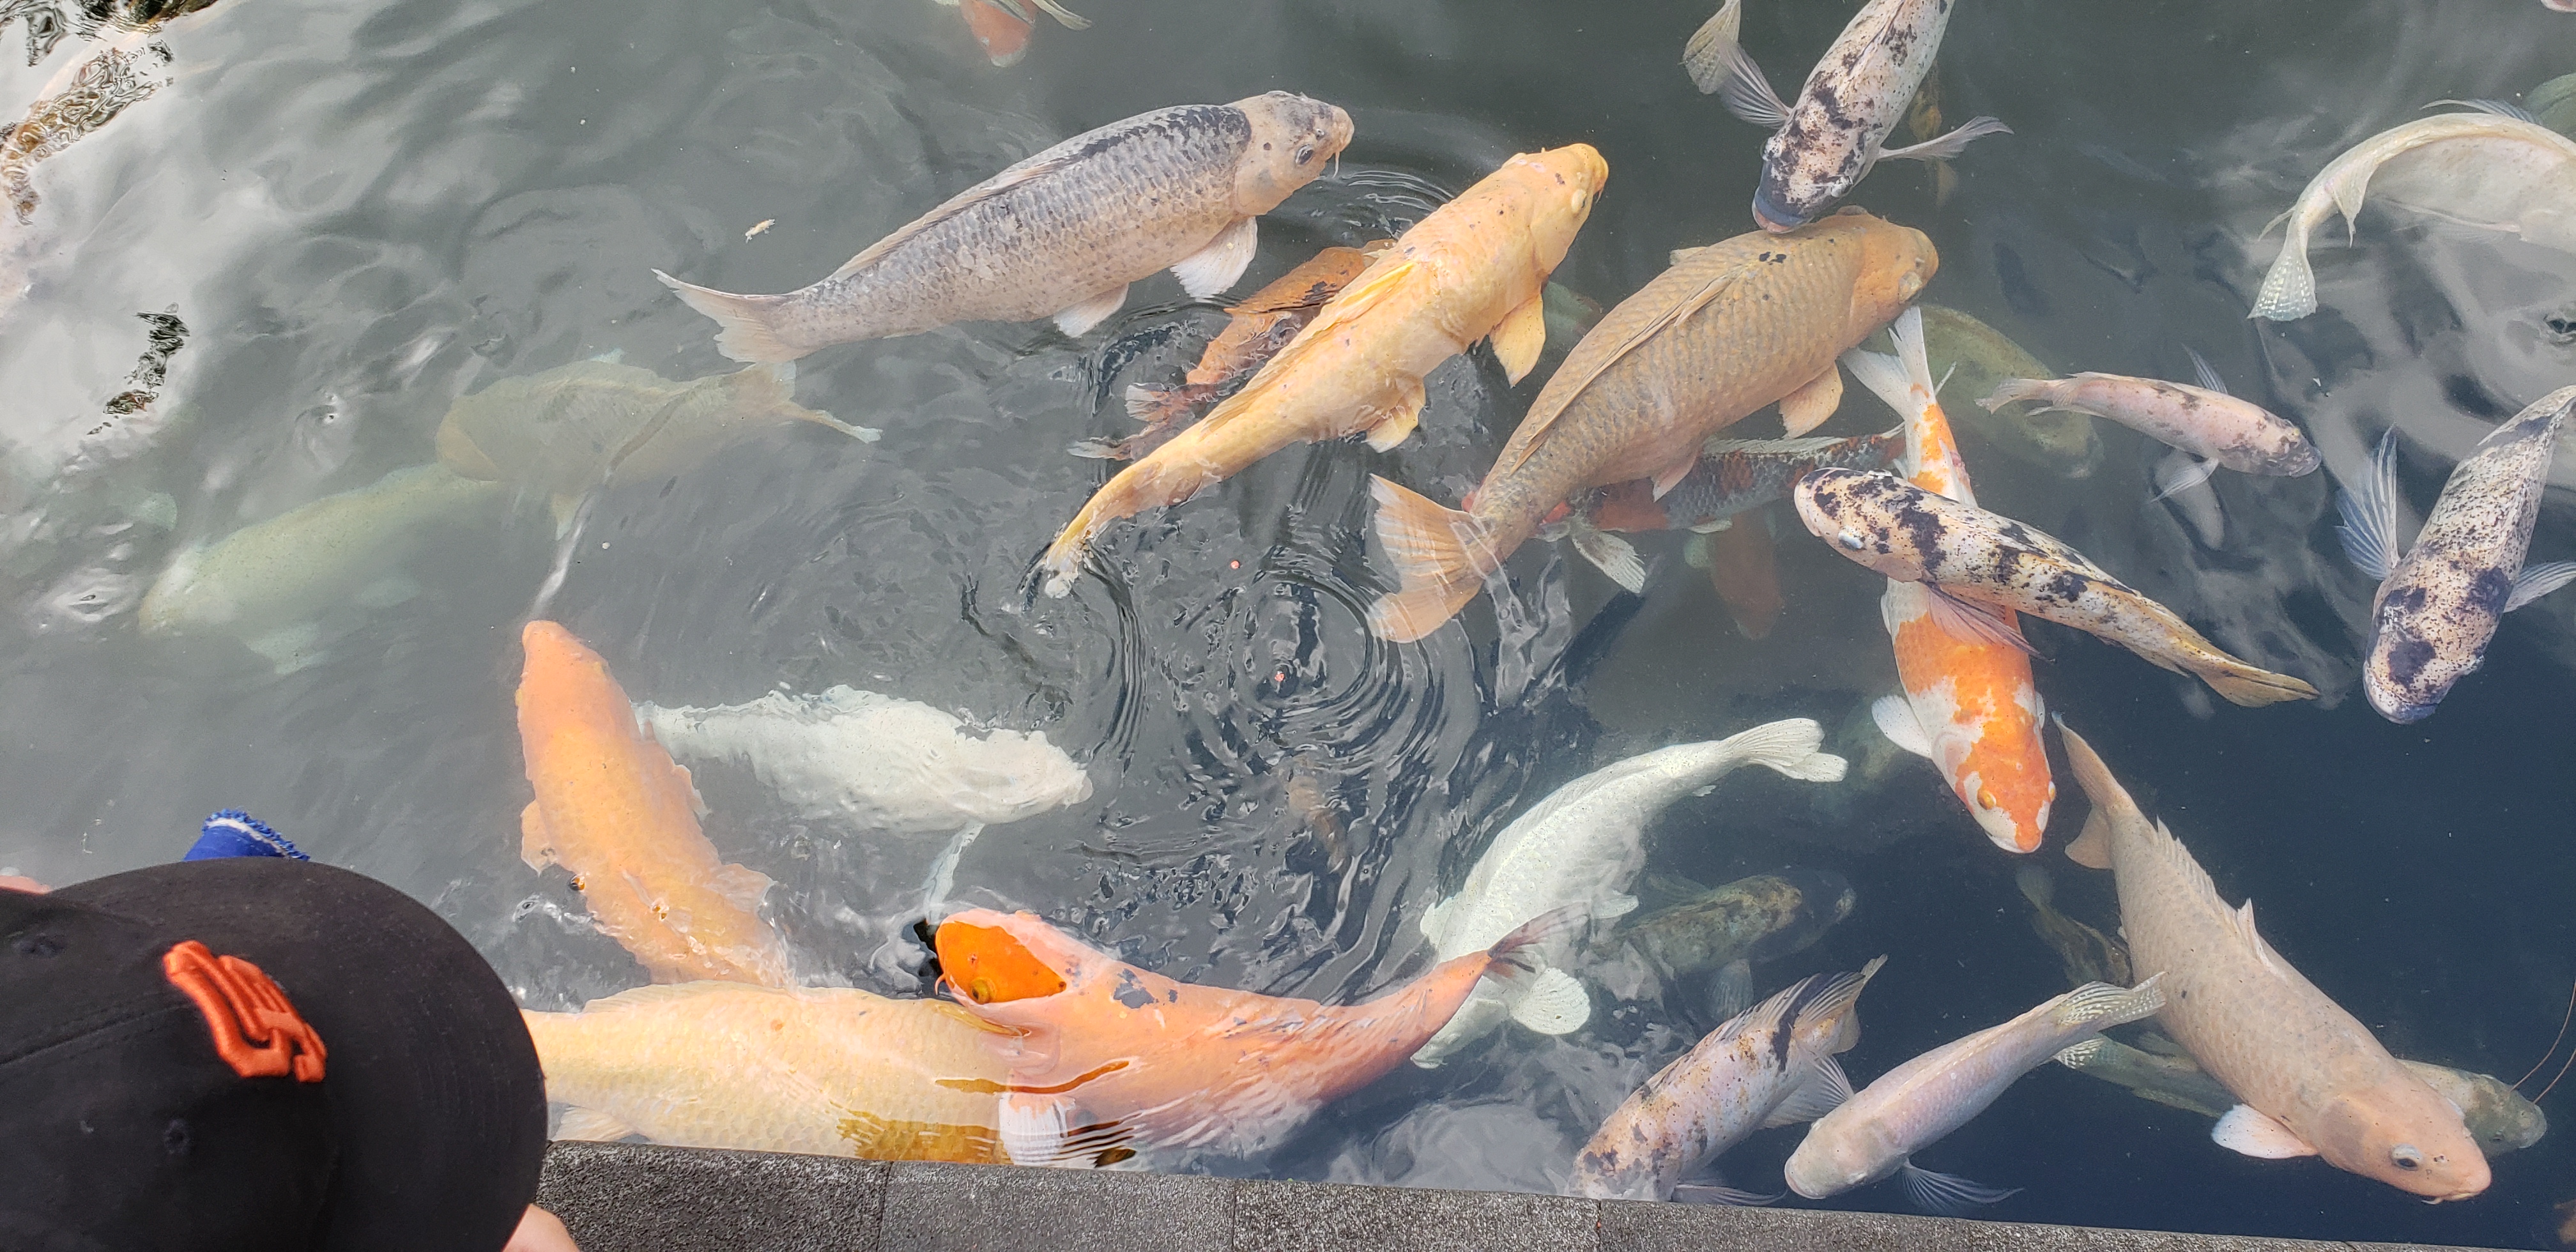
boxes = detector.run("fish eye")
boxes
[1570,188,1590,211]
[2391,1145,2424,1170]
[1294,144,1316,165]
[1975,787,1998,811]
[1838,532,1866,551]
[969,977,997,1004]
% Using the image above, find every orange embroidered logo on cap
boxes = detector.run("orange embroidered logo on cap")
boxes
[162,940,327,1083]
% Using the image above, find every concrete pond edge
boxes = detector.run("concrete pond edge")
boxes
[537,1141,2503,1251]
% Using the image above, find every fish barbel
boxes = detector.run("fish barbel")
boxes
[524,981,1016,1163]
[2058,724,2489,1201]
[931,905,1579,1162]
[1574,958,1885,1202]
[1367,210,1933,641]
[514,621,793,988]
[2251,103,2576,321]
[1978,354,2318,500]
[1791,468,2320,706]
[1684,0,2009,231]
[1088,243,1383,461]
[1041,145,1606,597]
[656,93,1353,361]
[1784,975,2164,1214]
[1844,306,2053,853]
[2335,387,2576,723]
[2056,1035,2547,1157]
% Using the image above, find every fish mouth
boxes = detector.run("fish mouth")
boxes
[1751,187,1809,234]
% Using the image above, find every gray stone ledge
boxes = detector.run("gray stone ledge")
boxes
[536,1141,2500,1252]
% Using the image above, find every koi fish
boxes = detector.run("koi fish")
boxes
[930,905,1579,1162]
[657,93,1353,361]
[1977,349,2318,500]
[1412,720,1845,1068]
[524,981,1015,1162]
[2058,724,2489,1200]
[1041,145,1607,597]
[1084,243,1382,461]
[1559,427,1902,593]
[1619,869,1856,993]
[514,621,794,988]
[2013,862,2128,989]
[1691,514,1785,639]
[2251,102,2576,321]
[1791,468,2320,706]
[1367,210,1933,641]
[1841,307,2053,853]
[934,0,1089,68]
[2056,1035,2547,1158]
[1917,304,2103,477]
[1574,959,1885,1202]
[2334,388,2576,722]
[1784,976,2165,1214]
[1684,0,2009,231]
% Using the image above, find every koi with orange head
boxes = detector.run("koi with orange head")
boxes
[932,904,1581,1163]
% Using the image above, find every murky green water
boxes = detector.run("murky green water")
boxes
[4,0,2575,1244]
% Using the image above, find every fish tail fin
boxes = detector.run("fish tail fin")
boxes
[1975,378,2053,413]
[2191,657,2321,707]
[2054,719,2132,869]
[1486,903,1589,973]
[1365,475,1495,642]
[1717,715,1848,783]
[1123,381,1202,428]
[2248,225,2317,322]
[2053,974,2166,1034]
[1038,450,1225,597]
[653,270,806,363]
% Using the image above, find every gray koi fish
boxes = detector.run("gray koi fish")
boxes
[1683,0,2009,231]
[2335,386,2576,722]
[1791,468,2320,706]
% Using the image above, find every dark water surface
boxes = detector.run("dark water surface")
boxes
[4,0,2575,1245]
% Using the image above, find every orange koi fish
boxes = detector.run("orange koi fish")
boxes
[933,905,1575,1161]
[1039,146,1607,596]
[516,620,794,987]
[942,0,1089,68]
[1843,307,2052,853]
[1692,514,1786,640]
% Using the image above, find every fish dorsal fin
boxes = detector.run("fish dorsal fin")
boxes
[2234,899,2290,981]
[1507,965,1591,1035]
[1500,256,1759,473]
[2334,431,2405,580]
[2212,1104,2317,1159]
[827,147,1087,282]
[578,981,779,1014]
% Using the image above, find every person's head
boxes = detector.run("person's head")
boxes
[0,857,548,1251]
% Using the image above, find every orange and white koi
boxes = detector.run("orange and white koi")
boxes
[1842,307,2053,853]
[932,905,1575,1161]
[936,0,1090,68]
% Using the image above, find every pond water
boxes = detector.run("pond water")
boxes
[4,0,2575,1245]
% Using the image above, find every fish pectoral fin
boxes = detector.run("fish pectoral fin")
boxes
[1876,116,2013,164]
[1922,587,2037,655]
[1506,965,1592,1035]
[1763,1054,1856,1128]
[554,1106,640,1143]
[1899,1163,2021,1217]
[1649,455,1698,501]
[2506,561,2576,611]
[1053,284,1131,338]
[1361,378,1427,452]
[2063,807,2113,870]
[1670,1184,1784,1207]
[519,802,555,872]
[1171,216,1259,301]
[1687,19,1791,129]
[2052,1036,2108,1069]
[1777,365,1845,438]
[1489,289,1549,385]
[1025,0,1090,30]
[1869,694,1936,760]
[1000,1092,1135,1168]
[2212,1104,2318,1159]
[2149,450,2220,502]
[1597,892,1641,921]
[2185,346,2230,396]
[1708,958,1754,1020]
[1568,524,1647,594]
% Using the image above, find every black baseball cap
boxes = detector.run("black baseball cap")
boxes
[0,857,546,1252]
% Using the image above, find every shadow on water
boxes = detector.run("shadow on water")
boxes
[1,0,2575,1244]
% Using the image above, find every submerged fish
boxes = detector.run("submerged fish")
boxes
[934,0,1089,68]
[1620,869,1857,992]
[0,45,158,223]
[1917,304,2103,477]
[2334,388,2576,722]
[1685,0,2008,231]
[1562,428,1903,593]
[634,686,1091,835]
[1784,976,2164,1214]
[2058,724,2489,1201]
[1691,513,1785,639]
[932,905,1576,1161]
[437,360,873,525]
[1574,959,1885,1202]
[1042,145,1607,596]
[1367,210,1935,641]
[2014,862,2129,989]
[1792,468,2320,706]
[1977,352,2319,500]
[523,981,1013,1162]
[1091,243,1381,461]
[2057,1035,2547,1157]
[516,621,794,988]
[658,93,1354,361]
[2252,104,2576,321]
[137,464,505,671]
[1411,719,1848,1068]
[1846,307,2053,853]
